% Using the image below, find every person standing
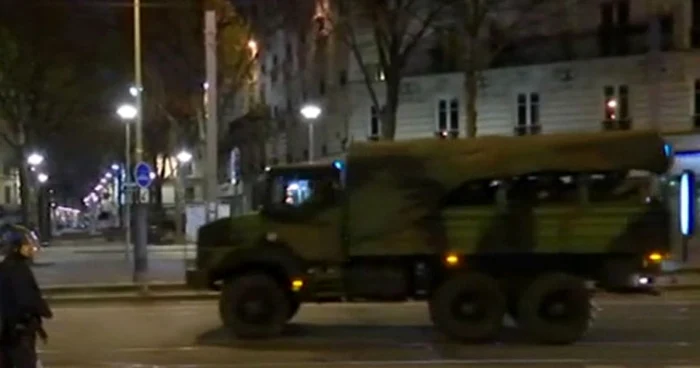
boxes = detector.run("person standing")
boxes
[0,225,52,368]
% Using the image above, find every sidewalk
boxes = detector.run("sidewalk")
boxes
[33,258,186,286]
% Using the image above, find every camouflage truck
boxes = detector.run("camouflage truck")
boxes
[187,130,694,344]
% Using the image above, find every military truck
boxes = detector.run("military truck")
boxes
[187,130,694,344]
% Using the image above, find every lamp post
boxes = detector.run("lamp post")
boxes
[300,104,322,162]
[36,173,50,245]
[117,103,137,260]
[175,150,193,246]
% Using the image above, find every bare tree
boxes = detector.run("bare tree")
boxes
[0,2,107,224]
[323,0,454,140]
[455,0,568,137]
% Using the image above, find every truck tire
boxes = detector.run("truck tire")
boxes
[219,273,290,339]
[287,296,301,321]
[429,272,506,342]
[517,272,590,345]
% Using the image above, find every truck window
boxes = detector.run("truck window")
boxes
[588,171,659,203]
[441,180,498,206]
[507,174,577,204]
[267,173,340,210]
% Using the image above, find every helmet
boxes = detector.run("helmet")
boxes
[0,225,39,254]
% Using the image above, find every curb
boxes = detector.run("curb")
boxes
[46,292,218,304]
[42,282,187,295]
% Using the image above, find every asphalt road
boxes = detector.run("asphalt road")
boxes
[37,293,700,368]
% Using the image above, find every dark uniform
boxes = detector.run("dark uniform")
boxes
[0,225,52,368]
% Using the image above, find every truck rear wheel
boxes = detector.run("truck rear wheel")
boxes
[219,273,290,339]
[429,272,506,342]
[517,272,590,345]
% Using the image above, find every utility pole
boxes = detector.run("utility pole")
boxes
[204,11,218,223]
[647,3,661,131]
[132,0,149,290]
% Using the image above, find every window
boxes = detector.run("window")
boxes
[695,80,700,128]
[436,98,459,136]
[441,180,499,207]
[339,70,347,86]
[515,93,540,135]
[599,1,630,56]
[267,173,341,209]
[603,85,630,130]
[319,79,326,95]
[369,105,381,138]
[4,187,10,204]
[507,174,578,204]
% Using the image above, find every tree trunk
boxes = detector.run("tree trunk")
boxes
[18,161,31,226]
[381,76,400,140]
[464,66,479,138]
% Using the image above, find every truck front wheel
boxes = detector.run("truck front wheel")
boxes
[517,272,590,345]
[429,272,506,343]
[219,273,290,339]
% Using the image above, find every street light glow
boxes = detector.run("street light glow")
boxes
[176,150,193,164]
[111,163,120,171]
[100,178,107,184]
[300,104,322,120]
[105,172,113,179]
[117,104,138,120]
[95,184,103,191]
[27,153,44,166]
[37,173,48,183]
[129,86,139,97]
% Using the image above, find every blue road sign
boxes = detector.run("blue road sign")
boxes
[134,161,153,188]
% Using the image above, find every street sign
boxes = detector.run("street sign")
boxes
[134,162,153,188]
[138,187,150,203]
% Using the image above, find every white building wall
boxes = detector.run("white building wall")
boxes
[346,53,700,142]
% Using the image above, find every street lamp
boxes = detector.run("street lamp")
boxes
[117,102,137,262]
[117,104,138,120]
[174,149,193,245]
[111,163,120,171]
[176,150,193,164]
[300,104,322,162]
[37,173,48,183]
[27,153,44,166]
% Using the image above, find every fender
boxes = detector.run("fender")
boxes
[209,240,306,282]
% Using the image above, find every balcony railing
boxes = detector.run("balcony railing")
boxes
[514,124,542,136]
[602,119,632,131]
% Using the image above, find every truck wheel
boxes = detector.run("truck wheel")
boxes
[517,273,590,345]
[219,273,290,339]
[429,272,506,342]
[287,295,301,321]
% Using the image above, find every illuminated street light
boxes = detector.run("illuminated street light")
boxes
[95,184,103,191]
[100,178,107,184]
[27,153,44,166]
[111,163,120,171]
[117,104,138,120]
[37,173,48,183]
[300,104,322,162]
[300,104,322,120]
[129,86,139,97]
[176,150,193,164]
[105,172,113,179]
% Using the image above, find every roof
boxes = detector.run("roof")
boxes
[346,130,670,184]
